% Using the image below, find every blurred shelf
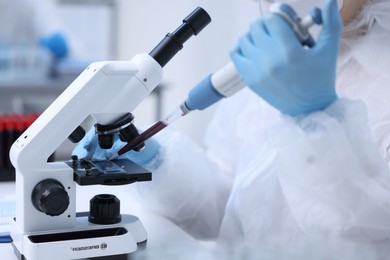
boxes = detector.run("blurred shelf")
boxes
[0,77,76,96]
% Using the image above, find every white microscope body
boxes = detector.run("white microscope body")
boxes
[9,54,160,260]
[9,7,211,260]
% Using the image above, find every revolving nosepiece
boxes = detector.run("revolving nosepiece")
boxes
[95,113,144,151]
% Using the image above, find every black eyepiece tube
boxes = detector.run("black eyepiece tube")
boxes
[149,7,211,67]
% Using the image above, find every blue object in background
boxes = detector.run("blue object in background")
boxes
[39,32,69,60]
[0,198,15,243]
[0,232,12,243]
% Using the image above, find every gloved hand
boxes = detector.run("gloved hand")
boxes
[230,0,342,117]
[39,32,69,60]
[72,127,161,166]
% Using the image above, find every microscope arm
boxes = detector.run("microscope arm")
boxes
[9,53,163,233]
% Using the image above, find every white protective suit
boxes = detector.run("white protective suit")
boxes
[126,0,390,257]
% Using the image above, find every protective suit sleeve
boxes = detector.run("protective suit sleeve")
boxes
[267,98,390,241]
[124,124,234,240]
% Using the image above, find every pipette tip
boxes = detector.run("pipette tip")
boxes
[106,154,119,161]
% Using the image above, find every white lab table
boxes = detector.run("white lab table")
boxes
[0,182,202,259]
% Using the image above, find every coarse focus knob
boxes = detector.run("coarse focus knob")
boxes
[32,179,70,216]
[89,194,121,225]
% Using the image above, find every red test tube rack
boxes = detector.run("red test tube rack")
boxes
[0,113,42,182]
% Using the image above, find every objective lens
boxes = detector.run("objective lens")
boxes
[98,133,115,149]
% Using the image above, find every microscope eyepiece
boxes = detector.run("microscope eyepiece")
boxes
[173,6,211,43]
[149,7,211,67]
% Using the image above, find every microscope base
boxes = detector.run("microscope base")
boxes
[11,213,147,260]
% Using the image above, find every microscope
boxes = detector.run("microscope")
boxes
[9,7,211,260]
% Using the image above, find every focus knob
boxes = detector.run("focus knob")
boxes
[32,179,70,216]
[89,194,121,225]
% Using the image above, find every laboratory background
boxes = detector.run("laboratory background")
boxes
[0,0,258,165]
[3,0,390,259]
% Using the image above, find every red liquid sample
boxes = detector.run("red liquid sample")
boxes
[117,121,167,156]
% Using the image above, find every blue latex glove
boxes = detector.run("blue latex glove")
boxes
[72,127,160,166]
[39,32,69,60]
[230,0,342,117]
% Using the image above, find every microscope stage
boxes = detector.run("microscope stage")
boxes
[66,158,151,186]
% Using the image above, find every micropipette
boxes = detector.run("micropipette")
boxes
[109,3,323,161]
